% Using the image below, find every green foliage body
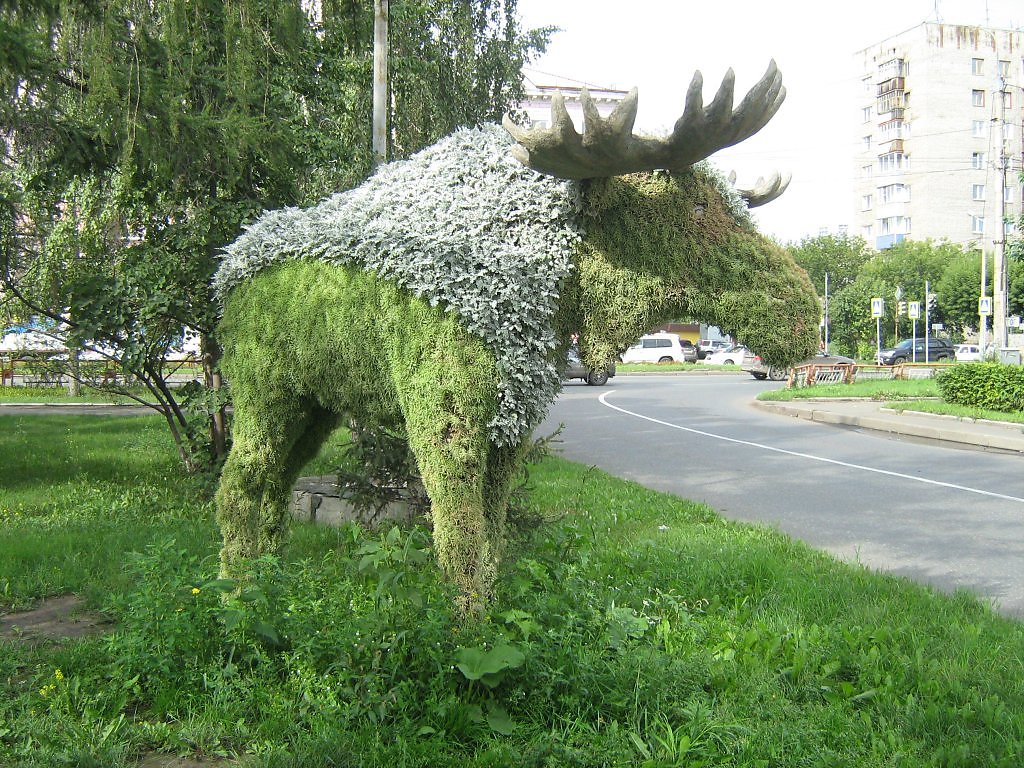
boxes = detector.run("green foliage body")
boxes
[938,362,1024,412]
[215,158,821,611]
[217,261,524,612]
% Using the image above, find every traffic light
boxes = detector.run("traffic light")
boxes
[926,292,938,311]
[898,301,907,315]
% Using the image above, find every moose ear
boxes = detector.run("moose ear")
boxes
[728,170,791,208]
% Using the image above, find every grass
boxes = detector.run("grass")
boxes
[617,362,743,373]
[757,378,941,401]
[0,415,1022,766]
[0,385,150,404]
[886,399,1024,424]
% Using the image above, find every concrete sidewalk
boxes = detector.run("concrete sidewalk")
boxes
[752,398,1024,454]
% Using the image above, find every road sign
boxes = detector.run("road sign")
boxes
[979,296,992,316]
[908,301,921,319]
[871,297,884,318]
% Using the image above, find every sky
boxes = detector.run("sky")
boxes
[515,0,1023,243]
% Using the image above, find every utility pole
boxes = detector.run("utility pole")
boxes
[372,0,389,168]
[993,73,1010,349]
[823,272,829,353]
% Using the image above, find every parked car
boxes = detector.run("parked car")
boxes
[704,344,753,366]
[563,346,616,386]
[620,332,695,364]
[876,337,955,365]
[696,339,730,360]
[745,351,855,381]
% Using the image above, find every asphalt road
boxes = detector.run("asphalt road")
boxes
[541,374,1024,619]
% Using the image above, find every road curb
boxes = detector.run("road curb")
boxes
[751,399,1024,454]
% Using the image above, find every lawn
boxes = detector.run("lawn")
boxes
[1,415,1022,766]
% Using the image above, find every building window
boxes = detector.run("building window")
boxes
[972,58,984,75]
[862,106,872,122]
[862,76,873,94]
[862,224,873,238]
[972,119,987,137]
[862,135,872,149]
[972,152,986,170]
[1007,220,1018,236]
[971,215,985,234]
[862,164,873,178]
[972,184,986,200]
[1005,187,1014,203]
[1003,123,1015,141]
[972,89,985,106]
[998,60,1010,77]
[862,194,873,211]
[1003,91,1014,109]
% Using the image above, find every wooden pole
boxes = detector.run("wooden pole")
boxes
[372,0,389,167]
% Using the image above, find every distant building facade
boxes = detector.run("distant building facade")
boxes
[853,22,1024,251]
[518,82,630,131]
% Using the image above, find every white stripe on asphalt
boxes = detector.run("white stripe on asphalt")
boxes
[598,390,1024,504]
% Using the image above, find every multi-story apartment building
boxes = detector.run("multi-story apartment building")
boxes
[853,23,1024,251]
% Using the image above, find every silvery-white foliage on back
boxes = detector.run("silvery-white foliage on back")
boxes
[214,124,583,445]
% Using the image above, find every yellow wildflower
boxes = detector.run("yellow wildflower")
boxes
[191,587,201,595]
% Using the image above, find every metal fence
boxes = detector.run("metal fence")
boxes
[791,361,954,388]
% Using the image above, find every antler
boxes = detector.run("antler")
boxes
[728,170,792,208]
[503,61,785,180]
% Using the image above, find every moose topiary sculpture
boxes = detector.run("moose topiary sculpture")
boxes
[213,62,820,613]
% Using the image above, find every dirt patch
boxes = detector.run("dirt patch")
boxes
[137,754,240,768]
[0,594,113,642]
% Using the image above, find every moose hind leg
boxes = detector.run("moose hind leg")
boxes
[216,396,330,580]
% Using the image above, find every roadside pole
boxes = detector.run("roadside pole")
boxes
[924,280,931,363]
[908,300,920,362]
[872,297,884,363]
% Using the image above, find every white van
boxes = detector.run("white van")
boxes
[620,332,694,364]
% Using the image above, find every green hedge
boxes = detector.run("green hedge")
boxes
[937,362,1024,412]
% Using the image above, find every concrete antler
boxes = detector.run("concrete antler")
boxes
[503,61,785,180]
[728,170,792,208]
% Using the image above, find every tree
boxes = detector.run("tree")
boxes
[786,233,873,296]
[1,0,551,472]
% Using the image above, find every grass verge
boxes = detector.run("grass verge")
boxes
[756,378,941,401]
[0,415,1021,766]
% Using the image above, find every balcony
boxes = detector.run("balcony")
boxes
[881,138,905,153]
[876,77,906,96]
[877,92,906,115]
[876,234,906,250]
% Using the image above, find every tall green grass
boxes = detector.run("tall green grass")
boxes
[0,415,1021,766]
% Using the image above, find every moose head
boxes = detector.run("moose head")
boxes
[213,62,820,614]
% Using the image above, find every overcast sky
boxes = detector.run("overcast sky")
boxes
[515,0,1023,243]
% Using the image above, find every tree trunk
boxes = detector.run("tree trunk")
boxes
[372,0,389,167]
[202,332,227,462]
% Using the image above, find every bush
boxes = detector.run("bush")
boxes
[937,362,1024,412]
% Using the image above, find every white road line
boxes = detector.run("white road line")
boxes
[598,390,1024,504]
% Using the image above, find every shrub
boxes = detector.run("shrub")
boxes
[937,362,1024,412]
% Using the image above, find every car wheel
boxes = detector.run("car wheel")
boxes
[768,365,788,381]
[658,356,674,363]
[752,372,767,380]
[935,354,949,361]
[723,358,734,365]
[895,356,908,365]
[586,370,609,386]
